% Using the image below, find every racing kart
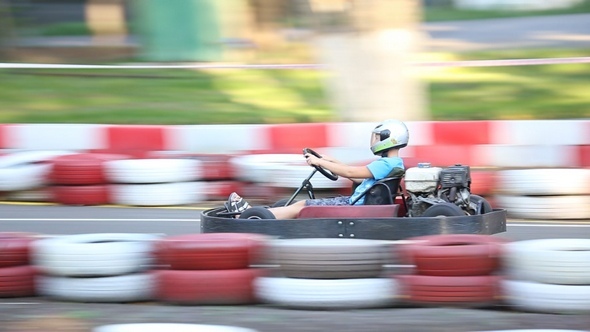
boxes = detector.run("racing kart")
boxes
[201,148,506,240]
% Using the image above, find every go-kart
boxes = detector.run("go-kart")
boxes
[201,148,506,240]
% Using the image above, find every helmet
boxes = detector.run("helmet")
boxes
[370,119,409,155]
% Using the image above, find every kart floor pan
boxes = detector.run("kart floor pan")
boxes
[200,208,507,240]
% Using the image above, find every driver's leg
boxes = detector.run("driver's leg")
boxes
[267,200,307,219]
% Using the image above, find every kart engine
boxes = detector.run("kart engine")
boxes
[404,163,473,217]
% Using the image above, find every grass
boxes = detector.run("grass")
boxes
[0,49,588,124]
[424,49,590,120]
[0,69,333,124]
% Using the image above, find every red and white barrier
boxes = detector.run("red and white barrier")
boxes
[2,120,587,167]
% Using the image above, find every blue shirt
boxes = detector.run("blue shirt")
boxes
[349,157,405,205]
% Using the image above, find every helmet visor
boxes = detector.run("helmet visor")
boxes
[370,132,381,146]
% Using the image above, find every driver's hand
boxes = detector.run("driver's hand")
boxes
[304,153,321,166]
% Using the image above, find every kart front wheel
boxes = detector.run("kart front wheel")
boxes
[238,207,276,220]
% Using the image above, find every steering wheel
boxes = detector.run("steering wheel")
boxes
[303,148,339,181]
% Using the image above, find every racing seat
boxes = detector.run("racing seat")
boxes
[350,167,406,206]
[296,167,406,218]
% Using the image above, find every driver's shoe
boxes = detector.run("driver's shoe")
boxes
[225,192,251,214]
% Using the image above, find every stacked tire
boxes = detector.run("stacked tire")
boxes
[255,238,399,309]
[229,154,351,202]
[395,234,505,307]
[495,168,590,220]
[0,151,75,202]
[49,153,129,205]
[32,233,160,303]
[502,239,590,314]
[0,232,38,298]
[104,158,206,206]
[153,233,268,305]
[147,152,242,201]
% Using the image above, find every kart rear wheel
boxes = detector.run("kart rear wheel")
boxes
[238,207,276,220]
[469,195,493,215]
[422,203,465,217]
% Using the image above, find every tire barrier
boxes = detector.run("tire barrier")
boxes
[495,169,590,220]
[501,238,590,314]
[396,274,502,306]
[32,233,160,302]
[395,234,505,307]
[0,232,38,297]
[153,233,268,305]
[3,231,590,316]
[255,276,399,310]
[49,153,129,205]
[254,238,399,309]
[0,143,588,220]
[397,234,505,277]
[0,150,75,192]
[265,238,392,279]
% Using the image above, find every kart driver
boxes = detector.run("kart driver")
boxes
[226,119,409,219]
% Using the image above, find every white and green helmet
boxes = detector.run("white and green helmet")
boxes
[370,119,409,155]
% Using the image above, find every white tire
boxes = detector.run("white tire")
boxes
[497,169,590,196]
[32,233,159,277]
[494,195,590,220]
[270,165,349,189]
[255,277,399,309]
[229,154,303,183]
[94,324,259,332]
[38,273,155,303]
[0,163,53,191]
[502,280,590,314]
[266,238,391,279]
[503,239,590,285]
[105,159,202,184]
[109,182,206,206]
[0,150,74,168]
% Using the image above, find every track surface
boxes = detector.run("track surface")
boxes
[1,203,589,332]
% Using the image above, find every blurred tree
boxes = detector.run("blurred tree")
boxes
[85,0,127,38]
[310,0,429,122]
[246,0,289,49]
[0,0,15,60]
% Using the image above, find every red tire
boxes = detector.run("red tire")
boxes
[0,233,38,268]
[397,234,505,276]
[470,171,496,196]
[0,265,37,297]
[50,153,129,185]
[155,268,266,305]
[203,181,244,201]
[397,274,502,305]
[51,185,111,205]
[154,233,269,270]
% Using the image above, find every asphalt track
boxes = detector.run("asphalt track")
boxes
[0,202,590,332]
[0,203,589,241]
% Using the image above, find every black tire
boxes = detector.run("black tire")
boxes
[469,195,493,215]
[422,203,465,217]
[238,207,276,220]
[271,198,298,208]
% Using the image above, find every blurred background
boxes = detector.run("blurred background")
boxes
[0,0,588,124]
